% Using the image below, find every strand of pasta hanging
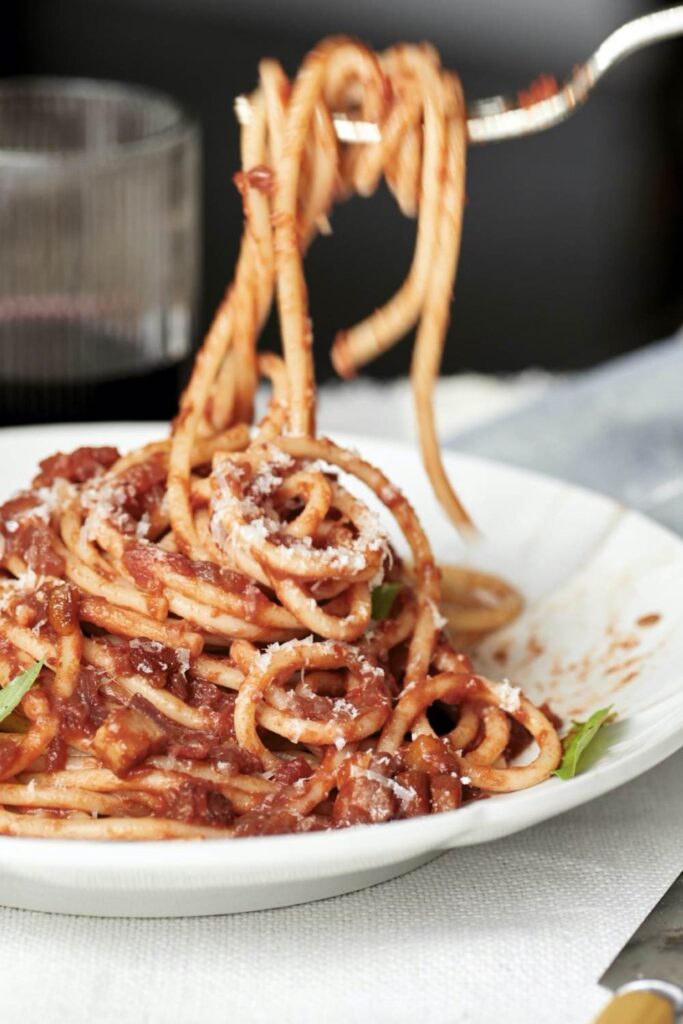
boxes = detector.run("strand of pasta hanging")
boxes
[0,38,561,840]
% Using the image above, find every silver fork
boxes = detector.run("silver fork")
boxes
[467,4,683,143]
[236,6,683,145]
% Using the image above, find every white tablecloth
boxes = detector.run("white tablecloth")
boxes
[4,369,682,1024]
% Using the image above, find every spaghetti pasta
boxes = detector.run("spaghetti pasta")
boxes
[0,38,561,840]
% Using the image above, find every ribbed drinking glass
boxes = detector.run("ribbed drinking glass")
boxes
[0,78,200,424]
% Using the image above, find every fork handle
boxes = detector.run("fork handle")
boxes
[593,981,683,1024]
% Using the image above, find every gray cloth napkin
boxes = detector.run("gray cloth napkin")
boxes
[453,331,683,534]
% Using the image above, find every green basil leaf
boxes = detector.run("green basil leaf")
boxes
[552,705,615,780]
[0,660,44,725]
[371,582,402,621]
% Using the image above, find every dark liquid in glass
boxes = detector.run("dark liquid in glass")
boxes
[0,322,188,426]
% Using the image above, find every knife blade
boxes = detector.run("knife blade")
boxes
[592,872,683,1023]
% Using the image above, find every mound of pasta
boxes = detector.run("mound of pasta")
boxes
[0,38,561,839]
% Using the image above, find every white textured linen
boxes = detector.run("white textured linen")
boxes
[3,373,682,1024]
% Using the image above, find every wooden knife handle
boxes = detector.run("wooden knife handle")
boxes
[593,990,675,1024]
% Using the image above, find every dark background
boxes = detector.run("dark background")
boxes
[3,0,682,382]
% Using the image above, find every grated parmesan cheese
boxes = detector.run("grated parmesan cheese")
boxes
[130,638,164,652]
[428,599,448,630]
[136,512,151,540]
[209,448,391,579]
[497,679,522,713]
[350,766,415,803]
[333,698,359,719]
[176,648,192,675]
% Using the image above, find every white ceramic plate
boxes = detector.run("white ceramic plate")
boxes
[1,423,682,918]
